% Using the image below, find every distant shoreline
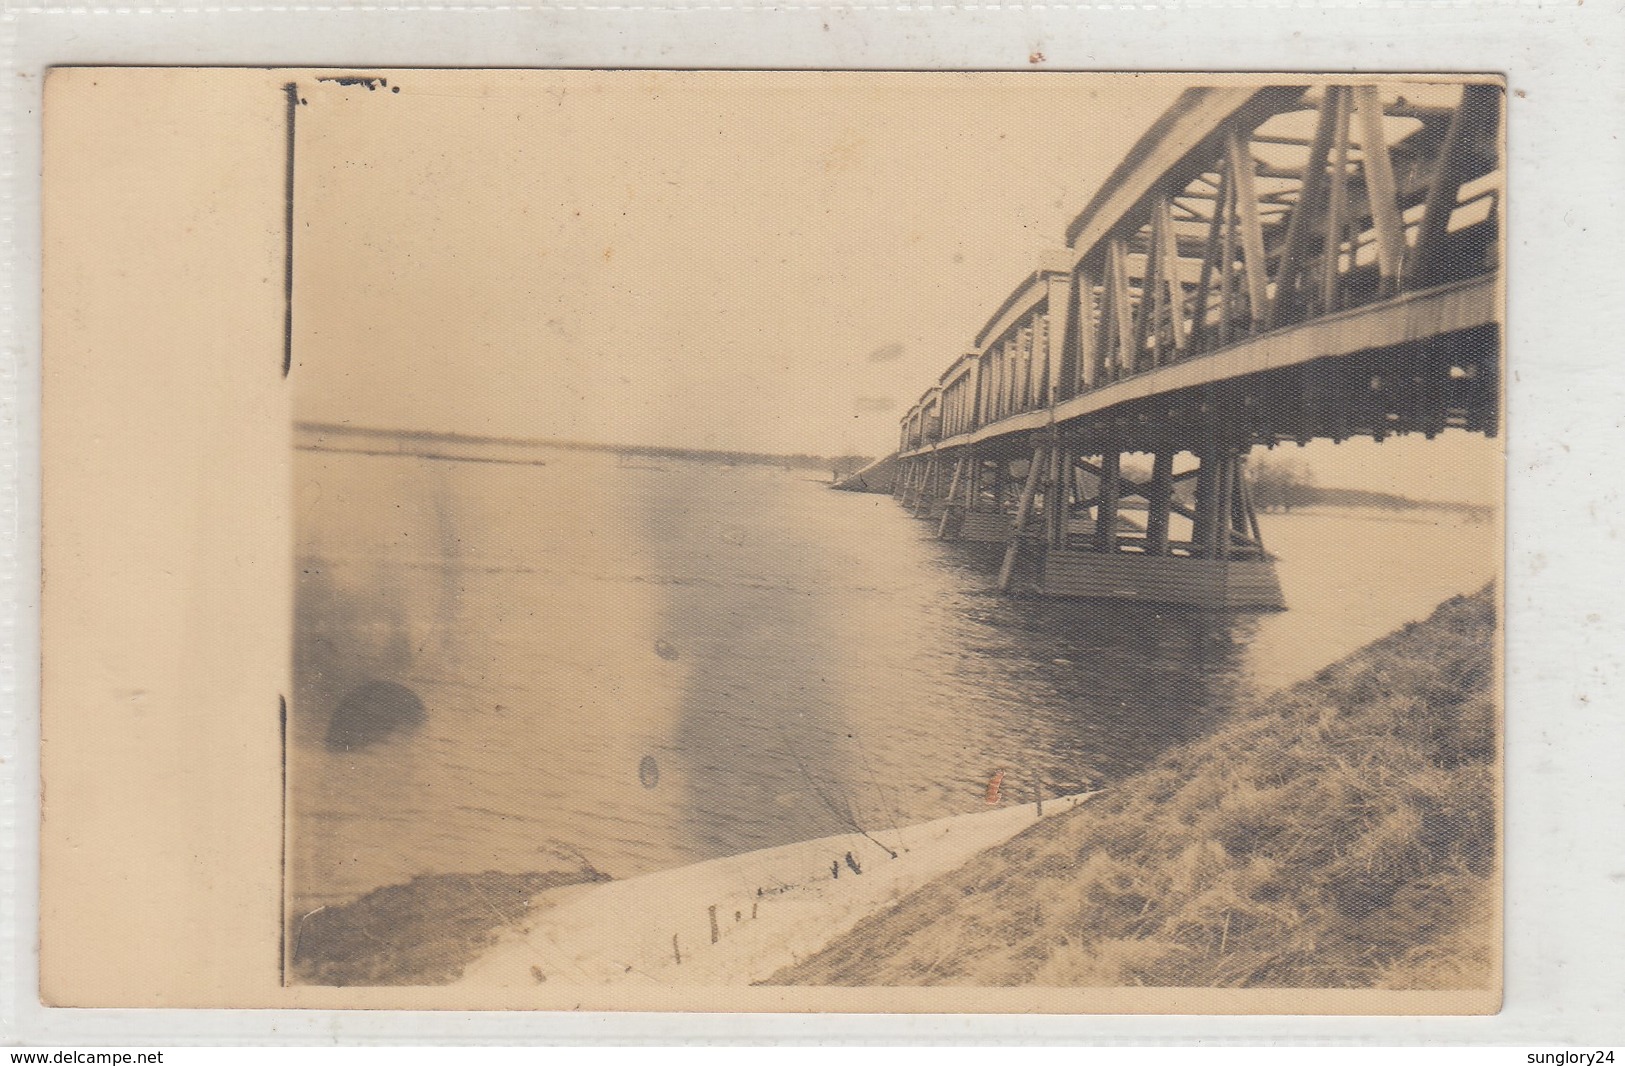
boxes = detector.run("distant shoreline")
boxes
[293,420,875,476]
[1277,485,1495,519]
[295,423,1493,517]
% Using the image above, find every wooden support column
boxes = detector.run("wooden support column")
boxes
[1225,130,1270,331]
[1146,450,1174,556]
[1029,325,1041,408]
[1354,85,1406,294]
[1005,338,1019,416]
[1269,88,1341,328]
[1230,457,1251,545]
[1019,326,1036,411]
[974,355,989,429]
[1006,340,1021,416]
[1075,269,1098,393]
[987,348,1001,423]
[1322,86,1352,312]
[1092,267,1113,384]
[967,356,985,431]
[1032,319,1050,407]
[1107,239,1137,378]
[1210,452,1235,560]
[913,454,937,516]
[1192,448,1218,556]
[995,341,1010,418]
[1217,169,1238,346]
[1046,272,1075,404]
[1154,197,1189,357]
[1047,444,1070,550]
[1406,96,1465,290]
[1094,449,1122,553]
[935,456,966,539]
[1192,162,1230,350]
[1246,484,1266,554]
[1136,207,1165,368]
[997,443,1050,593]
[1407,83,1498,290]
[1234,457,1266,553]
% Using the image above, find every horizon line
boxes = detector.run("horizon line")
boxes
[291,421,877,464]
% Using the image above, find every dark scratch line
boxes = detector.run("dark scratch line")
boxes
[282,82,297,378]
[279,693,288,986]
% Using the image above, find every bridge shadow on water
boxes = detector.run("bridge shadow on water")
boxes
[924,538,1258,785]
[628,470,1259,863]
[974,586,1258,783]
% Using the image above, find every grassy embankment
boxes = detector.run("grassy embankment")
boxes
[770,584,1498,988]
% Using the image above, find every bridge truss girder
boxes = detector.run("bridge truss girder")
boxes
[892,79,1501,609]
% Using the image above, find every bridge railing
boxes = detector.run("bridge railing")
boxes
[908,81,1500,451]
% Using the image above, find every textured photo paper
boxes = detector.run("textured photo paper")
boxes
[41,68,1502,1012]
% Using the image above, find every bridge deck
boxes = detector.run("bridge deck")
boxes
[897,80,1502,460]
[902,273,1495,458]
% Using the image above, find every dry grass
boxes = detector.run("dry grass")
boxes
[768,584,1498,989]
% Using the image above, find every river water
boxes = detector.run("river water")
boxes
[289,444,1498,911]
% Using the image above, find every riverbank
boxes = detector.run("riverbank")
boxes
[451,792,1097,987]
[295,790,1097,988]
[769,584,1498,989]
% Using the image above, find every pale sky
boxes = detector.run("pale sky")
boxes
[293,71,1500,504]
[293,71,1176,454]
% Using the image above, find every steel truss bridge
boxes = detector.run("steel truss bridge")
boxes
[879,81,1501,608]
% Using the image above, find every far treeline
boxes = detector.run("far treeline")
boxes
[472,433,873,475]
[617,445,876,477]
[1241,456,1493,517]
[439,434,874,476]
[1111,455,1490,517]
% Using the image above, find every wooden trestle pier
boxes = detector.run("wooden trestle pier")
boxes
[890,82,1502,608]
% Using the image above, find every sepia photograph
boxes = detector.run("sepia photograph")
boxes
[278,71,1503,1005]
[36,66,1508,1016]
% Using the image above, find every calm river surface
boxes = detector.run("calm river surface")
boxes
[290,444,1498,911]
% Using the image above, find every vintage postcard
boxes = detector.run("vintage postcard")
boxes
[41,68,1503,1013]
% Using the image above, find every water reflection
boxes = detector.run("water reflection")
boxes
[977,595,1254,780]
[630,464,867,855]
